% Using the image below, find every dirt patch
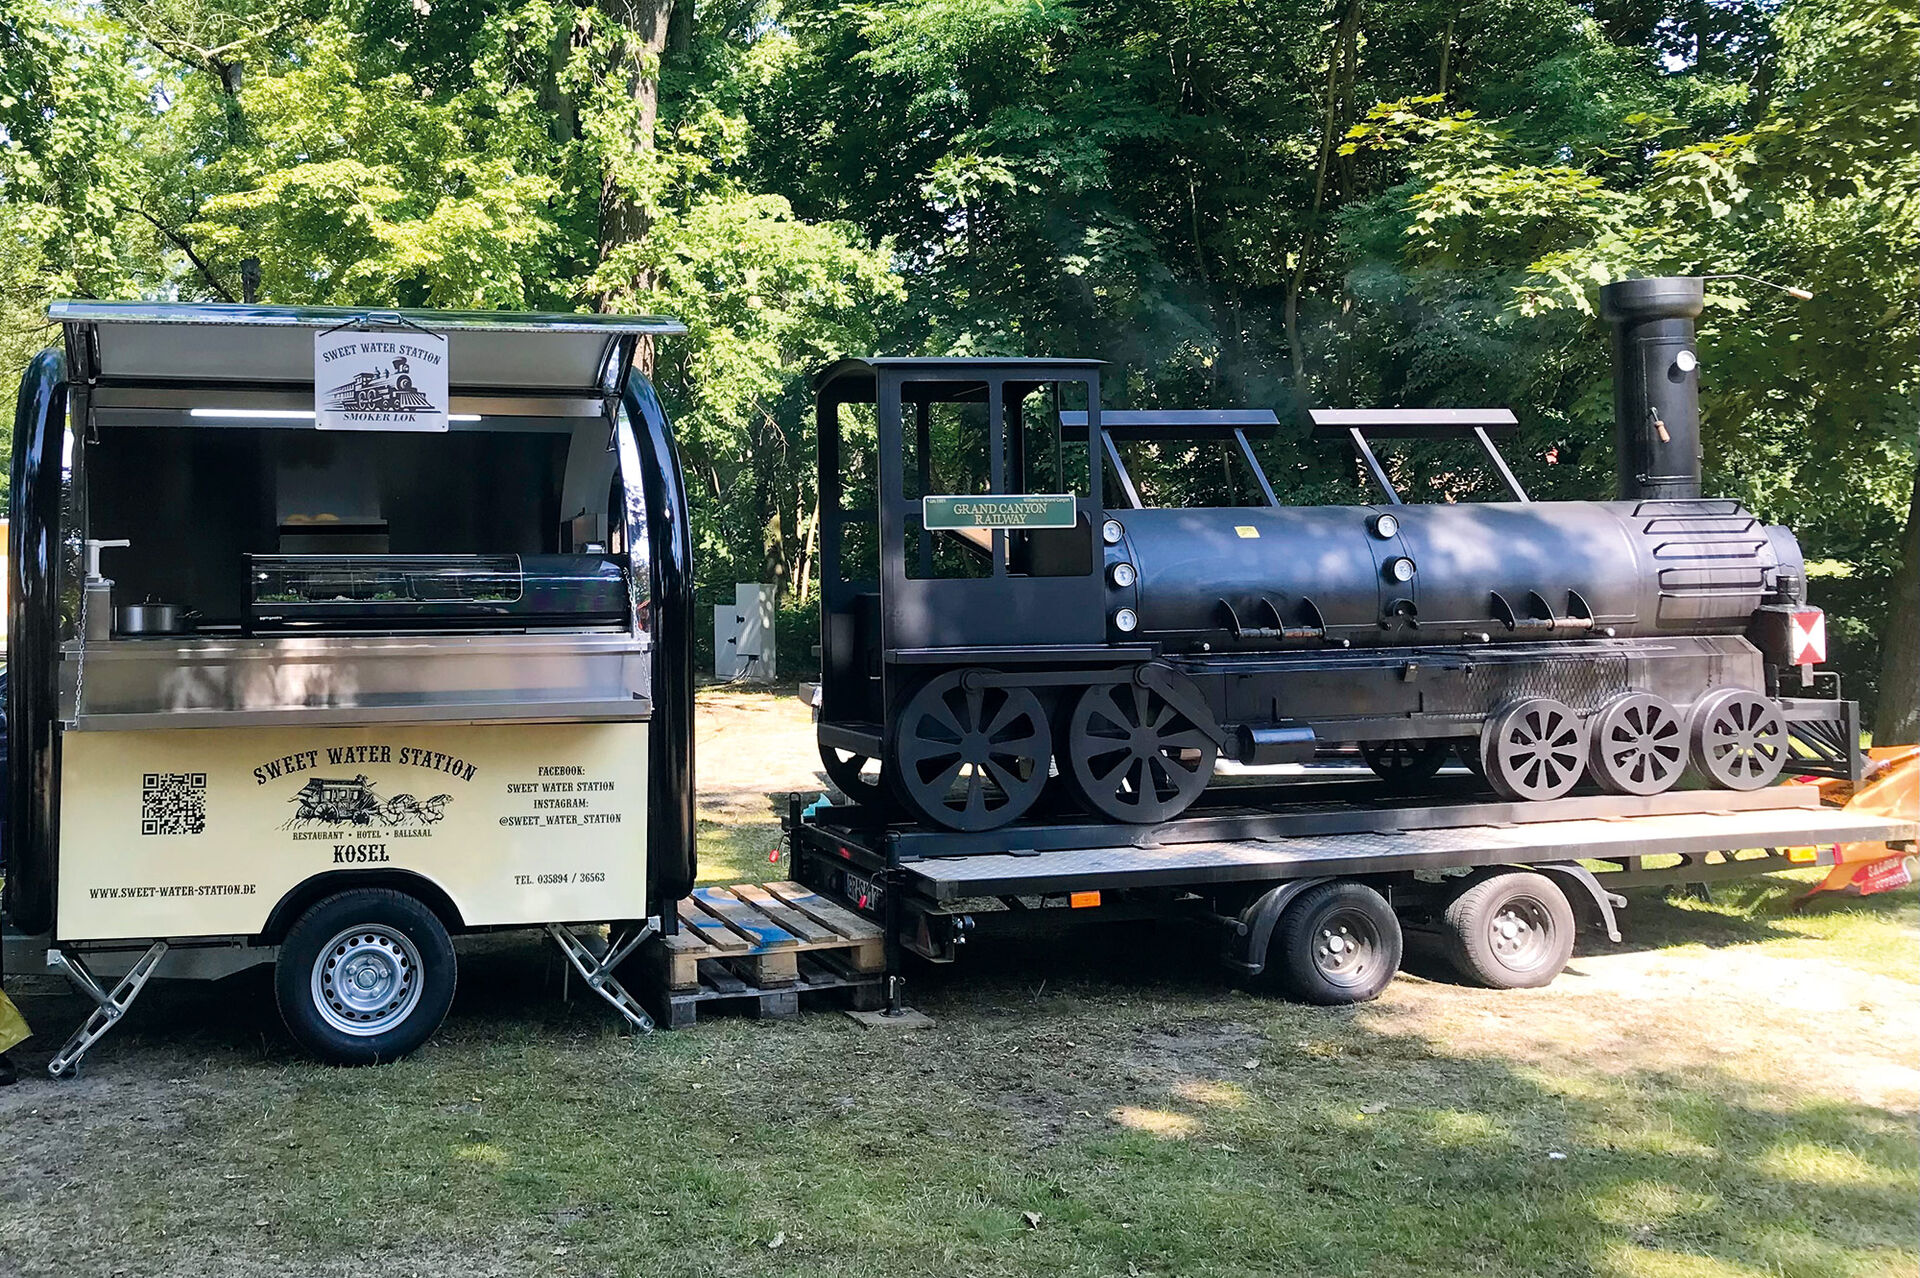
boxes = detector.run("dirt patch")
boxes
[694,682,825,822]
[1368,947,1920,1112]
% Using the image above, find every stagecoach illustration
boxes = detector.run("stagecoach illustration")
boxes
[287,775,452,827]
[326,355,436,414]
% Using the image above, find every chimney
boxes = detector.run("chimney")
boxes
[1600,276,1704,500]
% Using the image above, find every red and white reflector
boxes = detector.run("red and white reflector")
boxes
[1789,609,1826,666]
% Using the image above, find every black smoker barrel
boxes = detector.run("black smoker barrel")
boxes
[1601,276,1704,500]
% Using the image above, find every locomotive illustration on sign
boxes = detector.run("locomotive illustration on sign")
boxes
[814,278,1852,832]
[325,355,436,414]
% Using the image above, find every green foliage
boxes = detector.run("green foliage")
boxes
[0,0,1910,705]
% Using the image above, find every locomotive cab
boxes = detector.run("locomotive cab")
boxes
[814,286,1859,833]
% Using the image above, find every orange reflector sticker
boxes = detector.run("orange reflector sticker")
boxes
[1069,891,1102,909]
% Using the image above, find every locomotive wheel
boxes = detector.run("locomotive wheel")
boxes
[1588,691,1686,795]
[1360,739,1451,792]
[818,742,891,810]
[1061,680,1218,824]
[887,671,1051,831]
[1688,689,1787,791]
[1479,696,1589,802]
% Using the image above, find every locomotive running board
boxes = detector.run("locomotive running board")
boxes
[887,806,1917,901]
[842,782,1827,861]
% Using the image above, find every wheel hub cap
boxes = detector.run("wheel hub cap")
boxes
[1313,912,1378,984]
[313,925,424,1037]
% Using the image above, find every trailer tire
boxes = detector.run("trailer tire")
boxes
[1441,871,1575,989]
[275,889,457,1066]
[1270,881,1402,1005]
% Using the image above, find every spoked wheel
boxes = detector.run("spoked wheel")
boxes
[1588,691,1685,795]
[1479,696,1589,801]
[887,670,1051,831]
[1360,739,1451,792]
[1268,881,1403,1005]
[1688,689,1787,790]
[818,742,891,809]
[1061,679,1218,824]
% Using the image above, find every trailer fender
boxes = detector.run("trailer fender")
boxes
[1528,862,1623,943]
[259,869,468,944]
[1223,879,1332,977]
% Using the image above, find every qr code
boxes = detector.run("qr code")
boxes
[141,772,208,836]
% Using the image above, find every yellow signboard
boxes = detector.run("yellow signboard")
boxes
[57,721,649,941]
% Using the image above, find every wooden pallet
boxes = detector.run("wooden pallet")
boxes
[647,881,886,1029]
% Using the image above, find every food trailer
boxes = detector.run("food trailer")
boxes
[3,302,695,1073]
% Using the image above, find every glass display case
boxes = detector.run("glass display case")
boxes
[246,553,625,632]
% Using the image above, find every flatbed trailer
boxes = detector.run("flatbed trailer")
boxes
[785,776,1918,1005]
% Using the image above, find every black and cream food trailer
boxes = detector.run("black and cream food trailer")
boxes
[3,302,695,1073]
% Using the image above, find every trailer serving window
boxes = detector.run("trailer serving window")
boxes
[5,304,697,1073]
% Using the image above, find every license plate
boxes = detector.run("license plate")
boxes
[843,871,886,914]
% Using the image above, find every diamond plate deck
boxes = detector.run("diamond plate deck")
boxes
[898,806,1918,900]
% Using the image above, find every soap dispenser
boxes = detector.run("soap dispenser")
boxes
[82,538,129,641]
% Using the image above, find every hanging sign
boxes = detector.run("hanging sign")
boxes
[922,493,1077,530]
[314,327,449,431]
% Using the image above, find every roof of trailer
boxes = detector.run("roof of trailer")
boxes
[50,300,686,335]
[49,300,684,402]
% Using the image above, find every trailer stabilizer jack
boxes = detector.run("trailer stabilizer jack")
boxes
[547,922,656,1033]
[46,940,168,1078]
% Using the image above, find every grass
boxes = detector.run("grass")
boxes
[2,687,1915,1277]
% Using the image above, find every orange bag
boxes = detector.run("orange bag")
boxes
[1804,747,1919,899]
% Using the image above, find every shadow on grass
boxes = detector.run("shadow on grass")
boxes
[3,910,1914,1278]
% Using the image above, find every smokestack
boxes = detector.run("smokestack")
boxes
[1600,276,1704,501]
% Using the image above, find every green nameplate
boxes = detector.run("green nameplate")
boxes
[922,494,1077,530]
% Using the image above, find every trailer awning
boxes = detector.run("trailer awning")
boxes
[48,301,686,426]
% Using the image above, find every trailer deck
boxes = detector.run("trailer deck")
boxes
[864,798,1907,899]
[785,779,1918,1005]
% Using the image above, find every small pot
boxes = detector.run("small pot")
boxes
[115,600,197,636]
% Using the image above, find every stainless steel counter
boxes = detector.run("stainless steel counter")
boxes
[60,631,652,729]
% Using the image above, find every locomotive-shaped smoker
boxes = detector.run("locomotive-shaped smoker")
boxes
[814,278,1852,832]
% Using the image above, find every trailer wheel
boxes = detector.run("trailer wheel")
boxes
[1441,871,1575,989]
[275,889,457,1066]
[1270,882,1403,1005]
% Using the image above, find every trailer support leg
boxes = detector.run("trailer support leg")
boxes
[882,839,908,1016]
[46,941,167,1078]
[547,922,656,1033]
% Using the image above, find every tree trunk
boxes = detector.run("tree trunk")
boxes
[793,499,820,604]
[594,0,676,353]
[1874,460,1919,744]
[1284,0,1364,385]
[1438,6,1458,99]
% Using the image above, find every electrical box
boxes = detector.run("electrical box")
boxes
[714,582,776,682]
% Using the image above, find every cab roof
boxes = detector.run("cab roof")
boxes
[813,356,1103,405]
